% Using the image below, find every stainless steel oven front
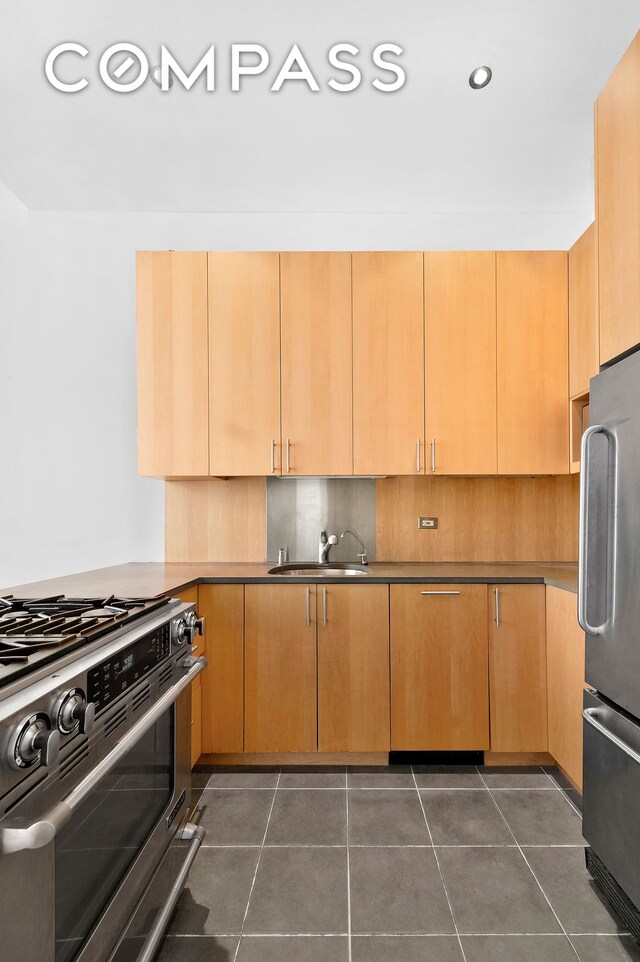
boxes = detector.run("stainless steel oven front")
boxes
[0,601,206,962]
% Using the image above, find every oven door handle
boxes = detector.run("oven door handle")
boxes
[136,821,206,962]
[0,654,207,856]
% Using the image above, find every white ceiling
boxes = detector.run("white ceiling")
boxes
[1,0,638,213]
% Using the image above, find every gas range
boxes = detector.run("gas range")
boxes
[0,594,171,685]
[0,593,204,792]
[0,591,207,962]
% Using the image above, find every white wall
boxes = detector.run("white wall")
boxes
[0,177,592,588]
[0,183,165,588]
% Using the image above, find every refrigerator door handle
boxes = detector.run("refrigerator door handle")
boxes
[583,707,640,766]
[579,423,613,636]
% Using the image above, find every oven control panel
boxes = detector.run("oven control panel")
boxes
[87,623,172,712]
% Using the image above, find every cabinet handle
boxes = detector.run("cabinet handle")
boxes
[322,587,327,627]
[420,590,460,596]
[286,438,291,474]
[430,438,436,473]
[494,587,500,628]
[305,587,310,627]
[270,438,276,474]
[416,438,421,473]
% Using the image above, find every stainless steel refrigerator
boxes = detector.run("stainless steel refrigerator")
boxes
[580,347,640,935]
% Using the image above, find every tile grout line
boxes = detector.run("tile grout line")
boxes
[197,785,562,792]
[232,769,282,962]
[475,766,583,962]
[164,930,632,939]
[412,765,469,962]
[199,842,588,850]
[345,767,352,962]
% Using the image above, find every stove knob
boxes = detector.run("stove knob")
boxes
[56,689,95,736]
[185,611,205,637]
[9,713,60,769]
[172,617,189,646]
[74,700,96,736]
[33,729,60,767]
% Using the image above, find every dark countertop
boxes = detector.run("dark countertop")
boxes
[2,561,578,598]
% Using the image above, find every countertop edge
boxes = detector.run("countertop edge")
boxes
[2,562,578,597]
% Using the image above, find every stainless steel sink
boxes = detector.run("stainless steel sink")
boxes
[268,562,370,577]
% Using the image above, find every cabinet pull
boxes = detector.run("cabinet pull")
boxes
[430,438,436,473]
[494,587,500,628]
[416,438,421,473]
[420,590,460,596]
[322,587,327,627]
[270,438,276,474]
[305,587,311,626]
[286,438,291,474]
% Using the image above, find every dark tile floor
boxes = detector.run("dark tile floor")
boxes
[157,765,639,962]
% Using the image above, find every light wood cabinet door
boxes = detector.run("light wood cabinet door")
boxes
[352,252,424,475]
[569,223,599,399]
[281,252,353,475]
[547,585,585,790]
[597,32,640,364]
[497,252,569,474]
[318,585,390,752]
[425,252,497,474]
[488,585,547,752]
[208,252,281,475]
[245,585,317,752]
[391,584,489,750]
[199,585,244,754]
[136,252,209,478]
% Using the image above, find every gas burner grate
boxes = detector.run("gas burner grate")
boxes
[0,641,30,663]
[0,594,172,669]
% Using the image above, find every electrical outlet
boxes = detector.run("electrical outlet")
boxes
[418,516,438,530]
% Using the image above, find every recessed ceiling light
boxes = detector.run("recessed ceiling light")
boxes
[469,65,492,89]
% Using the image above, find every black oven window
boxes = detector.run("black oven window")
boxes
[54,708,174,962]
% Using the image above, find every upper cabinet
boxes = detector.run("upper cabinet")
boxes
[208,252,281,476]
[497,252,569,474]
[281,252,353,475]
[596,32,640,365]
[569,223,599,399]
[425,252,497,474]
[352,252,425,475]
[137,249,572,479]
[136,251,209,478]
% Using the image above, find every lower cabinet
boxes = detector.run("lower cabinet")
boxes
[546,585,585,789]
[391,584,490,750]
[244,583,390,753]
[192,579,575,766]
[488,585,548,752]
[199,584,244,754]
[318,584,390,752]
[245,584,317,752]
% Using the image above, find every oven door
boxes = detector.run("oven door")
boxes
[0,655,204,962]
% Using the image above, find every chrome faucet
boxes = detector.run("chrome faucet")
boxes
[341,529,368,565]
[319,530,338,563]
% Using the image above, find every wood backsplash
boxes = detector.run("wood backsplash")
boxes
[165,478,266,562]
[376,475,579,562]
[165,474,579,564]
